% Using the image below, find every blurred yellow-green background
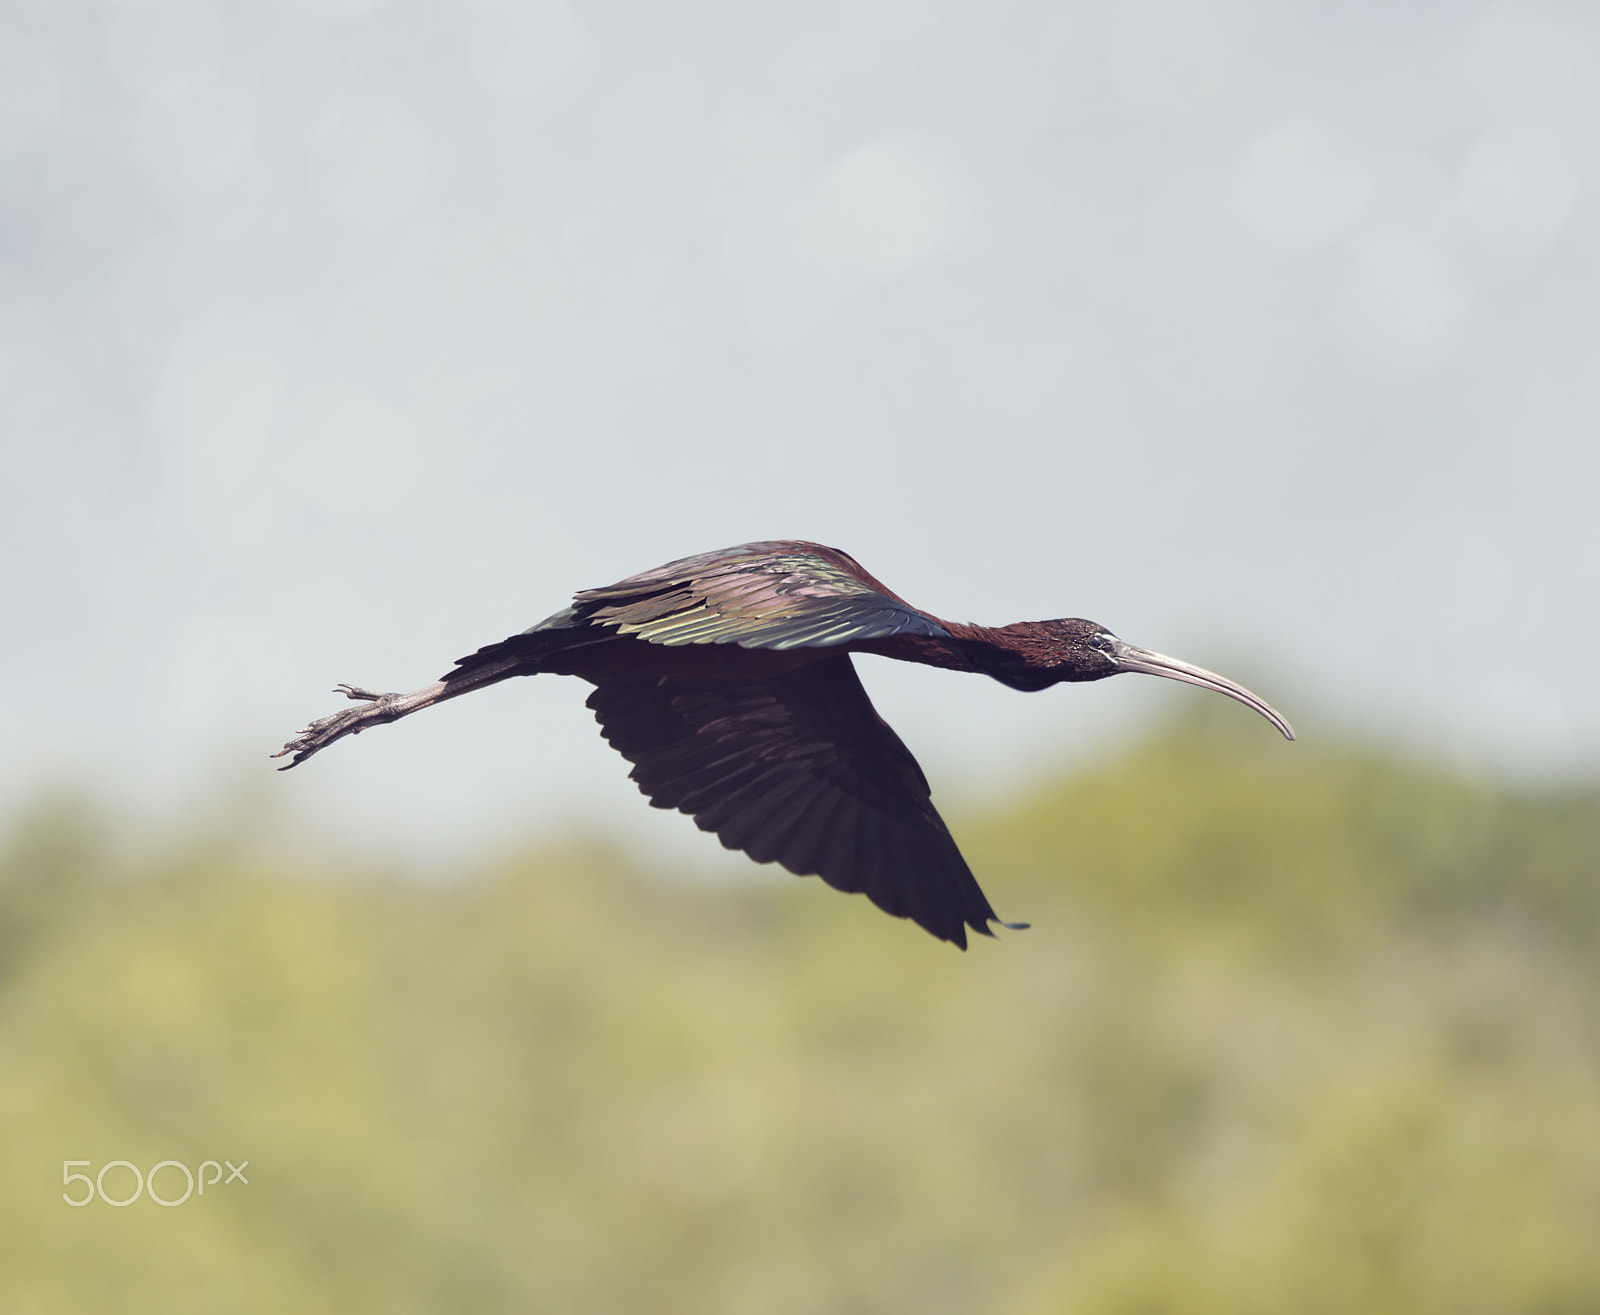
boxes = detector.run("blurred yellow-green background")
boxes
[7,0,1600,1309]
[5,709,1597,1313]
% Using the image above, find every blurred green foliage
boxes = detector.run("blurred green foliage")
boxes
[2,716,1599,1313]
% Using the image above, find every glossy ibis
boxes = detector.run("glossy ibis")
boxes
[276,541,1293,947]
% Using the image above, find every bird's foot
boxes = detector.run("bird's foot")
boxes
[272,685,406,769]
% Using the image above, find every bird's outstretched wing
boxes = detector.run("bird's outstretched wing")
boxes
[586,655,1003,948]
[567,540,950,651]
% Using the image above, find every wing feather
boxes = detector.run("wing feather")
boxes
[716,778,815,852]
[569,541,950,653]
[774,790,844,883]
[585,656,1001,947]
[729,782,826,864]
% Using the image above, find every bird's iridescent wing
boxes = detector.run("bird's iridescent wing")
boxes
[586,656,1001,947]
[569,540,949,651]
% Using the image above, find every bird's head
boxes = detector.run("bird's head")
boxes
[975,618,1295,740]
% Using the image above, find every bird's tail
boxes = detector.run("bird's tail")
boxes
[440,617,583,687]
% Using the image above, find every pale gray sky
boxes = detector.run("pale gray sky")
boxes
[3,0,1597,857]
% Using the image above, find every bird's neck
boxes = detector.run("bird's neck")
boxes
[940,621,1062,692]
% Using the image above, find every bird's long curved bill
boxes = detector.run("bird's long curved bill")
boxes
[1112,641,1295,741]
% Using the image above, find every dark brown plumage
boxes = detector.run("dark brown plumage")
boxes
[275,540,1293,947]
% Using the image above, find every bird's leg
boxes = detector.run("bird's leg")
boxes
[272,681,450,769]
[273,654,530,769]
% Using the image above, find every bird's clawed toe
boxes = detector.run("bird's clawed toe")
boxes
[335,684,391,703]
[272,686,404,768]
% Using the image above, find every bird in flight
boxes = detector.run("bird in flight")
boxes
[276,541,1292,948]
